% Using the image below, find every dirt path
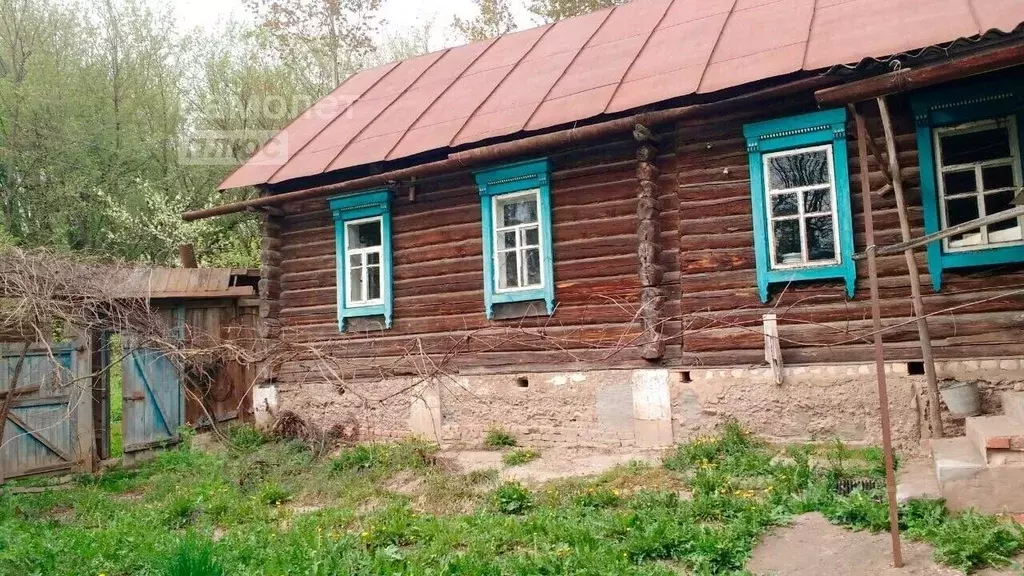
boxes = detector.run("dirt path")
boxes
[445,448,660,483]
[748,513,1019,576]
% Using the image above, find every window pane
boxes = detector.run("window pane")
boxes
[803,188,831,214]
[946,196,981,248]
[806,216,836,261]
[771,193,798,217]
[773,220,801,265]
[347,220,382,249]
[984,191,1021,242]
[947,196,980,226]
[940,126,1012,165]
[349,267,363,302]
[524,248,541,286]
[366,266,381,300]
[943,170,977,195]
[349,254,362,268]
[500,231,517,250]
[366,252,380,266]
[523,227,540,246]
[767,149,829,190]
[497,251,519,289]
[498,196,538,226]
[983,165,1016,191]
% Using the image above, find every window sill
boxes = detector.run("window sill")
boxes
[339,304,391,332]
[931,244,1024,291]
[759,261,856,302]
[486,287,554,319]
[491,300,552,320]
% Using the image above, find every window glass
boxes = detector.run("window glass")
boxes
[493,192,544,291]
[763,146,840,268]
[344,218,384,305]
[937,117,1023,252]
[347,220,382,249]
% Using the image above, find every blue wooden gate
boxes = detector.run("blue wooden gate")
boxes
[0,346,77,479]
[121,347,183,459]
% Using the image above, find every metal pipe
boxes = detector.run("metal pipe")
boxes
[854,104,903,568]
[183,75,837,221]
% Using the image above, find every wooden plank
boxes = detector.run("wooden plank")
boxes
[5,411,73,463]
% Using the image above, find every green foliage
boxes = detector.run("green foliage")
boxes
[329,440,437,474]
[4,428,1022,576]
[484,427,517,448]
[527,0,625,23]
[163,534,224,576]
[451,0,517,42]
[502,448,540,466]
[226,424,267,452]
[928,511,1024,572]
[490,481,533,515]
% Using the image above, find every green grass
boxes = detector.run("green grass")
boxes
[502,448,540,467]
[1,422,1020,575]
[484,427,517,448]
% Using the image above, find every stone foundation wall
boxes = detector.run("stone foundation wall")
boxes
[253,359,1024,452]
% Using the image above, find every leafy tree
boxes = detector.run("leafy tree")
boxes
[244,0,383,95]
[451,0,517,43]
[527,0,623,23]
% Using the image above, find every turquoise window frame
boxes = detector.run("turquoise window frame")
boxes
[328,189,394,331]
[743,108,856,303]
[474,158,556,319]
[911,75,1024,291]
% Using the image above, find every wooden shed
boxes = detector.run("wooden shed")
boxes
[1,267,259,479]
[184,1,1024,454]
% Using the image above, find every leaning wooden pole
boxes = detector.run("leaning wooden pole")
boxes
[875,97,944,438]
[853,105,904,568]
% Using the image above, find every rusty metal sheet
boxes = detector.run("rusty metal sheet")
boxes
[220,0,1024,191]
[805,0,978,70]
[219,63,398,190]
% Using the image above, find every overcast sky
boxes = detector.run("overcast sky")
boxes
[173,0,535,50]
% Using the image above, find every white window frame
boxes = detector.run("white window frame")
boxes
[491,189,546,294]
[934,116,1024,253]
[762,144,842,271]
[343,216,384,307]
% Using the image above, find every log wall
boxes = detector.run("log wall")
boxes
[272,85,1024,377]
[274,130,682,383]
[677,94,1024,367]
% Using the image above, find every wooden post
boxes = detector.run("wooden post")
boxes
[0,342,30,484]
[876,97,944,439]
[854,105,903,568]
[635,126,665,360]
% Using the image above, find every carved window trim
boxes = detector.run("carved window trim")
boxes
[474,159,556,320]
[328,189,394,331]
[743,108,856,303]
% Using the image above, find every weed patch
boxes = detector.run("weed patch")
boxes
[4,427,1021,575]
[502,448,540,466]
[484,426,517,448]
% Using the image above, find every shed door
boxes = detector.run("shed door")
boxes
[1,347,76,479]
[121,348,183,454]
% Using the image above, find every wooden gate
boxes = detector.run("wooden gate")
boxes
[0,344,79,480]
[121,347,183,463]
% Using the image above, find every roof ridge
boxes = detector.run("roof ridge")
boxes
[384,37,504,161]
[263,61,404,185]
[603,0,678,114]
[447,23,556,147]
[520,8,617,130]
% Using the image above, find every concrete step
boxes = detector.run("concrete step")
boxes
[1003,391,1024,425]
[966,415,1024,463]
[931,436,1024,514]
[931,437,985,484]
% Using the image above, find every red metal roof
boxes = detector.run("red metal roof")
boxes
[220,0,1024,190]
